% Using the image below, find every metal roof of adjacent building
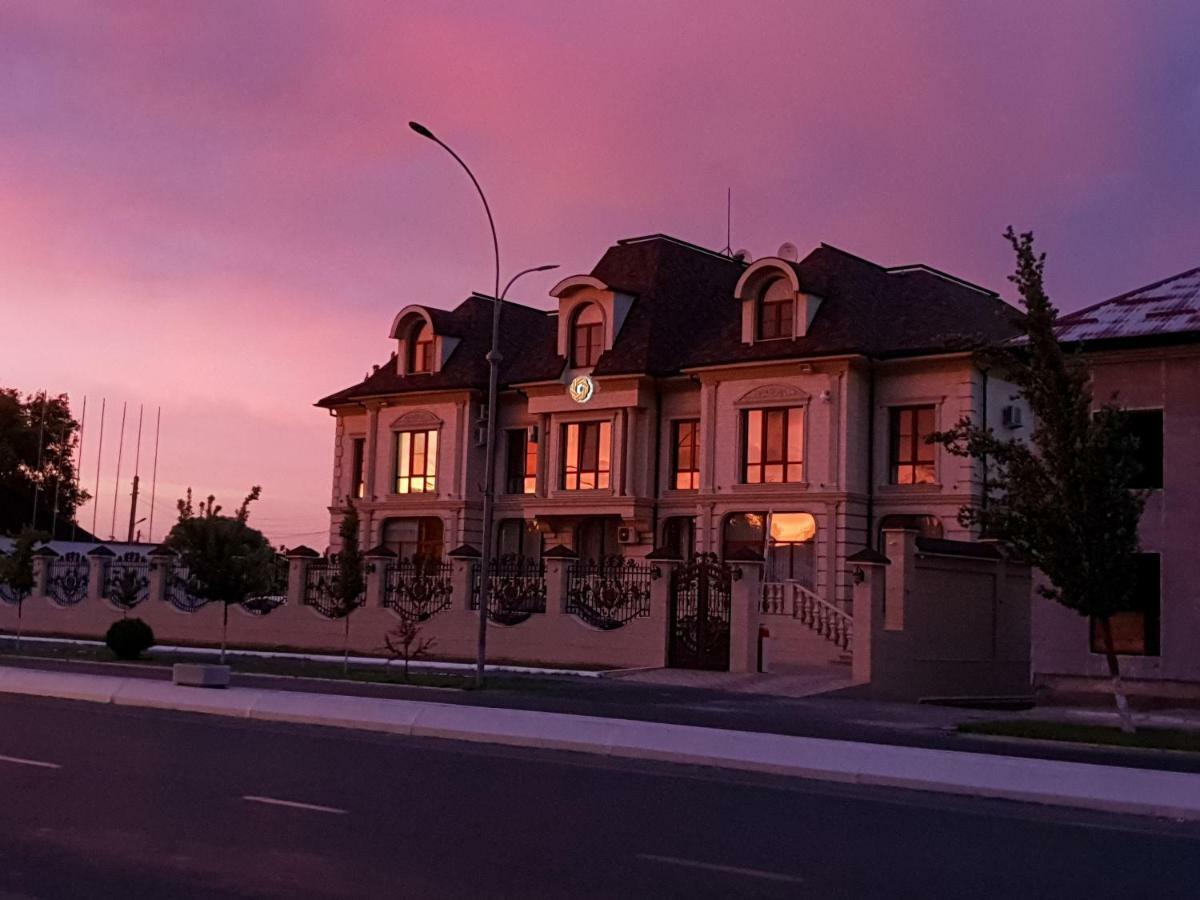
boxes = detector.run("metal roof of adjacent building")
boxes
[1056,266,1200,345]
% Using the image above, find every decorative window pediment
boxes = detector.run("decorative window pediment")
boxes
[734,384,811,408]
[390,409,442,431]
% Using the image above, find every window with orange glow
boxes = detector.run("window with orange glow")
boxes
[571,303,604,368]
[395,429,437,493]
[889,405,936,484]
[671,419,700,490]
[743,407,804,483]
[561,420,611,490]
[409,321,434,374]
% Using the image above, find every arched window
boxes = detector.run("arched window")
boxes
[571,303,604,368]
[757,278,794,340]
[409,321,434,374]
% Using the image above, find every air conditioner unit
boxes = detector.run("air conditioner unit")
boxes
[1001,405,1023,430]
[617,526,639,545]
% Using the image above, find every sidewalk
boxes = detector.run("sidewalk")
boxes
[2,664,1199,822]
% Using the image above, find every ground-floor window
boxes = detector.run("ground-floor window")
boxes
[576,516,620,562]
[767,512,817,587]
[1090,553,1161,656]
[382,516,444,562]
[496,518,543,561]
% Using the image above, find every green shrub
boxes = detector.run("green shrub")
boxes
[105,618,155,660]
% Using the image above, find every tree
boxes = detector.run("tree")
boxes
[163,487,275,664]
[0,529,47,651]
[381,618,437,681]
[325,503,366,674]
[0,390,90,537]
[933,228,1147,732]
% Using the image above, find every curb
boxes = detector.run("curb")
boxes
[1,665,1198,821]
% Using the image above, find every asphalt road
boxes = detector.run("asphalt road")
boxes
[2,695,1200,898]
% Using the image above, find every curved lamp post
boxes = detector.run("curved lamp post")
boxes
[409,121,557,687]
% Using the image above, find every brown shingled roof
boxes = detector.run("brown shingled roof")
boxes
[317,234,1022,407]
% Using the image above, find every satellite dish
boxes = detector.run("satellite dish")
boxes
[777,242,799,262]
[733,248,753,264]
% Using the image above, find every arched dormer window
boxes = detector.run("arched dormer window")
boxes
[571,303,604,368]
[409,321,434,374]
[758,278,794,340]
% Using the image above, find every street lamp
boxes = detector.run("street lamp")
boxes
[409,121,558,687]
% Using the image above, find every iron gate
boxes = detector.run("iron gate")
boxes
[669,553,734,670]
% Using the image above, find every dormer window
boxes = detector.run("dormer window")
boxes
[571,303,604,368]
[409,322,434,374]
[758,278,794,340]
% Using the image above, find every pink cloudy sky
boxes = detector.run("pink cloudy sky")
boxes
[2,1,1197,548]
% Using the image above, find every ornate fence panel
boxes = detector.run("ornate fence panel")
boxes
[470,555,546,626]
[668,553,735,671]
[565,556,657,630]
[48,552,89,606]
[303,556,365,619]
[242,554,289,616]
[166,565,209,612]
[105,552,151,611]
[384,558,452,622]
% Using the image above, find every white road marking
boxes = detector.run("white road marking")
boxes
[241,795,347,815]
[637,853,804,883]
[0,754,60,770]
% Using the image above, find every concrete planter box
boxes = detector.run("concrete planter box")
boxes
[172,663,231,688]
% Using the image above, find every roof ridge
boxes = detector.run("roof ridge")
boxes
[817,242,887,270]
[885,264,998,297]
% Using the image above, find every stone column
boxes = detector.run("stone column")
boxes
[286,545,321,611]
[147,546,174,604]
[645,549,679,668]
[448,545,480,617]
[848,548,889,687]
[543,545,578,615]
[364,546,395,608]
[728,552,764,673]
[87,546,113,604]
[880,528,917,631]
[31,547,56,600]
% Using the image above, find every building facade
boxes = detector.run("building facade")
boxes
[1035,266,1200,694]
[317,235,1025,634]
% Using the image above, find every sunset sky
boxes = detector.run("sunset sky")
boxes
[2,1,1196,548]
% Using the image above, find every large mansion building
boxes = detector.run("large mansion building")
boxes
[317,234,1025,614]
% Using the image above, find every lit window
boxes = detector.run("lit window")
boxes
[743,407,804,483]
[671,420,700,490]
[571,304,604,368]
[350,437,366,499]
[757,278,794,340]
[395,429,438,493]
[1090,553,1160,656]
[561,421,611,490]
[767,512,817,586]
[889,406,936,484]
[506,428,538,494]
[409,322,434,374]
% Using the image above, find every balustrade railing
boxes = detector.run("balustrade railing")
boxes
[565,555,656,630]
[470,555,546,626]
[761,581,853,651]
[384,557,453,621]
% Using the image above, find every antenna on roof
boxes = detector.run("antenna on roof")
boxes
[721,188,733,256]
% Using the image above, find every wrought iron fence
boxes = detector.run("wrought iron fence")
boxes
[166,565,208,612]
[303,555,365,619]
[565,555,657,630]
[48,552,89,606]
[384,557,452,621]
[242,554,289,616]
[105,552,151,611]
[470,555,546,626]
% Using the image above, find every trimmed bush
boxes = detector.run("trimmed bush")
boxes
[105,618,155,660]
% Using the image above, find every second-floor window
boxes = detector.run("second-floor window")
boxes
[561,420,611,490]
[506,428,538,494]
[743,407,804,483]
[395,429,437,493]
[1124,409,1163,489]
[571,303,604,368]
[671,419,700,490]
[889,405,936,484]
[350,437,366,499]
[757,278,794,340]
[409,321,433,374]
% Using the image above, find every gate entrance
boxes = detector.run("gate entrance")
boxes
[668,553,733,670]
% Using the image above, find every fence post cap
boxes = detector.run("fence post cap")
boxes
[285,545,322,559]
[363,545,396,558]
[543,545,578,560]
[447,544,481,559]
[31,546,59,558]
[87,545,115,557]
[148,544,177,557]
[846,547,890,565]
[645,547,682,562]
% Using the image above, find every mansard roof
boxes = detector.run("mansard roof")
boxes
[1055,265,1200,348]
[317,233,1023,408]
